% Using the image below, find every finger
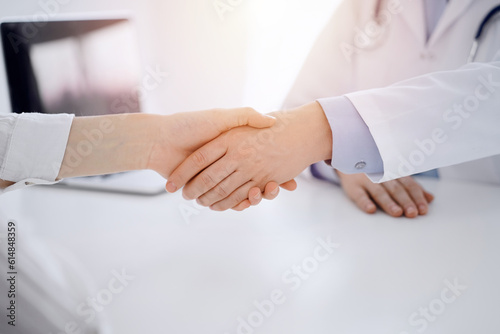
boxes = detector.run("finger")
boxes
[260,179,297,201]
[382,180,419,218]
[214,108,276,131]
[248,187,263,206]
[262,182,280,200]
[166,138,228,194]
[424,191,435,203]
[280,179,297,191]
[365,183,404,217]
[397,177,429,215]
[232,199,252,211]
[182,156,242,200]
[196,171,251,207]
[342,183,377,214]
[210,182,256,212]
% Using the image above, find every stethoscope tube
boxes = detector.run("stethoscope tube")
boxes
[467,4,500,62]
[371,0,500,62]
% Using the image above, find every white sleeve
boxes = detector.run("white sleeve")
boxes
[0,113,74,193]
[347,58,500,183]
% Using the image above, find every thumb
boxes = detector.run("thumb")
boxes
[216,108,276,131]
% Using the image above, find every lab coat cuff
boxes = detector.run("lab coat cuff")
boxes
[317,96,384,174]
[1,113,74,183]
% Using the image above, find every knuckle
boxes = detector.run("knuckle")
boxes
[192,150,208,168]
[230,192,245,207]
[386,183,404,196]
[238,107,256,125]
[244,107,256,114]
[370,186,387,198]
[215,183,228,198]
[408,184,422,194]
[382,180,397,190]
[200,173,215,189]
[391,187,406,198]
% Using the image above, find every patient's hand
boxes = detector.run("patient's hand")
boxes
[166,102,332,211]
[337,171,434,218]
[149,107,276,179]
[58,108,275,180]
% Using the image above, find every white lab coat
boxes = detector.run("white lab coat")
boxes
[284,0,500,184]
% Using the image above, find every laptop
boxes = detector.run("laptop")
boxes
[0,16,166,195]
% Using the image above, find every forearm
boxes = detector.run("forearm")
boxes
[271,101,332,165]
[57,113,163,179]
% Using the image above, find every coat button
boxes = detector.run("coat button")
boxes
[355,161,367,170]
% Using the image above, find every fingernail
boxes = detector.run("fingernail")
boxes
[270,187,279,196]
[419,204,427,213]
[252,192,261,200]
[264,115,276,120]
[406,207,417,216]
[366,203,376,211]
[391,205,402,214]
[196,198,203,206]
[166,182,177,193]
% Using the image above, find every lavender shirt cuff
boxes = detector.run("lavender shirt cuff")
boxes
[317,96,383,174]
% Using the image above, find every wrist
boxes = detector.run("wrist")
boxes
[279,102,332,165]
[145,114,177,176]
[58,113,161,179]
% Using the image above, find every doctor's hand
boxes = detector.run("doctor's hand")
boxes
[233,180,299,211]
[337,171,434,218]
[166,102,332,211]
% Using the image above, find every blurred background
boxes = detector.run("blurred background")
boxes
[0,0,340,116]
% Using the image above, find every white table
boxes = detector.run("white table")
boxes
[1,175,499,334]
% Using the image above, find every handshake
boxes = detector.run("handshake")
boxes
[161,102,333,211]
[55,100,435,218]
[57,102,332,211]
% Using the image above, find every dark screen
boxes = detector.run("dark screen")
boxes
[1,19,142,116]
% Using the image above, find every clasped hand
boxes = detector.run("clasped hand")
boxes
[166,102,332,211]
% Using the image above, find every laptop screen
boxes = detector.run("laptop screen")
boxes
[1,19,142,116]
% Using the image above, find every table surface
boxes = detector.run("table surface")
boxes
[1,174,499,334]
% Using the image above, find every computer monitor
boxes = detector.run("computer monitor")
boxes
[1,18,142,116]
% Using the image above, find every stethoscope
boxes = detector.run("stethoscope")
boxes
[468,4,500,62]
[368,1,500,63]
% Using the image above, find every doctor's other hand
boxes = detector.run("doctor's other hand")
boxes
[166,102,332,211]
[337,171,434,218]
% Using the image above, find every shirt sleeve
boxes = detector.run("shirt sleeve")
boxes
[310,162,341,184]
[317,96,384,176]
[0,113,74,193]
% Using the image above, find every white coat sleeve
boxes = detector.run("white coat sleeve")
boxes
[346,58,500,183]
[0,113,74,193]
